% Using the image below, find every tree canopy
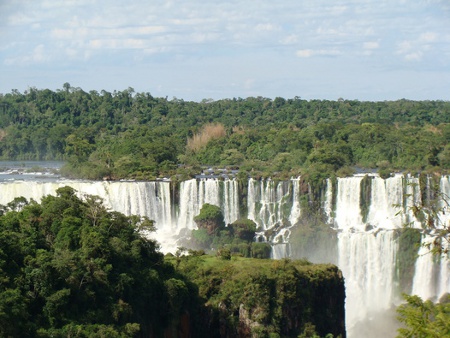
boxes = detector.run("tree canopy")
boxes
[0,187,200,337]
[0,86,449,180]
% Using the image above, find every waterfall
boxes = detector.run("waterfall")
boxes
[334,176,364,230]
[334,176,399,336]
[366,176,399,229]
[0,178,240,253]
[177,178,239,230]
[222,178,240,225]
[157,177,239,252]
[323,178,333,224]
[289,177,301,226]
[412,235,450,302]
[331,174,450,337]
[338,231,397,334]
[247,178,302,259]
[0,180,173,229]
[247,178,300,230]
[439,176,450,228]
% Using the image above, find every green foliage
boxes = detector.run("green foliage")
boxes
[194,203,225,231]
[0,188,201,337]
[191,228,212,249]
[1,87,450,179]
[396,294,450,338]
[216,248,232,260]
[251,242,272,259]
[229,218,257,242]
[172,255,346,338]
[191,214,262,258]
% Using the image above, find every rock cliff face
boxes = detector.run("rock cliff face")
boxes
[171,255,346,338]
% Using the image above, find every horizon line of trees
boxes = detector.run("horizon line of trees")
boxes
[0,84,449,181]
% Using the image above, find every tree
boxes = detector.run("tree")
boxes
[193,203,225,235]
[403,180,450,256]
[0,187,201,336]
[229,218,257,242]
[396,180,450,337]
[397,294,450,338]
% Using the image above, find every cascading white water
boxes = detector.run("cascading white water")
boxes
[332,174,450,337]
[157,178,240,252]
[0,180,173,229]
[247,178,300,230]
[334,176,399,337]
[438,254,450,300]
[334,176,364,230]
[289,178,301,226]
[323,178,334,224]
[366,176,399,229]
[177,178,239,230]
[247,178,301,250]
[407,176,450,303]
[246,178,302,259]
[412,238,439,301]
[439,176,450,227]
[404,175,423,228]
[338,230,397,326]
[0,178,240,253]
[221,179,240,225]
[412,237,450,302]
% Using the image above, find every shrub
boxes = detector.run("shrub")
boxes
[251,242,272,259]
[186,123,226,152]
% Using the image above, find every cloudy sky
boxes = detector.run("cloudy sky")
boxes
[1,0,449,101]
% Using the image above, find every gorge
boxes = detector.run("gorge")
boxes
[0,172,449,337]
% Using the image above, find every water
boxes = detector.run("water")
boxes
[0,160,64,182]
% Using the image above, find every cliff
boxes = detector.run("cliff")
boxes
[169,254,346,338]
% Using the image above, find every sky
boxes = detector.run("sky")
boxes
[1,0,449,102]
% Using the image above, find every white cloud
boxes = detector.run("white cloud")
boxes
[396,30,439,61]
[404,51,423,61]
[397,40,412,54]
[4,44,49,65]
[296,49,314,58]
[280,34,298,45]
[419,32,437,43]
[363,41,379,50]
[143,46,172,55]
[254,23,280,32]
[362,41,380,55]
[88,38,148,50]
[296,49,342,58]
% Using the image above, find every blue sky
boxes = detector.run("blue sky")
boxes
[1,0,449,101]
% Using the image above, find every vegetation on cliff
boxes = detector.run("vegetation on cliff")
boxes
[190,203,272,259]
[168,254,346,338]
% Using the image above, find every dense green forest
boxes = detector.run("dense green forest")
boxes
[0,187,202,337]
[0,84,449,180]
